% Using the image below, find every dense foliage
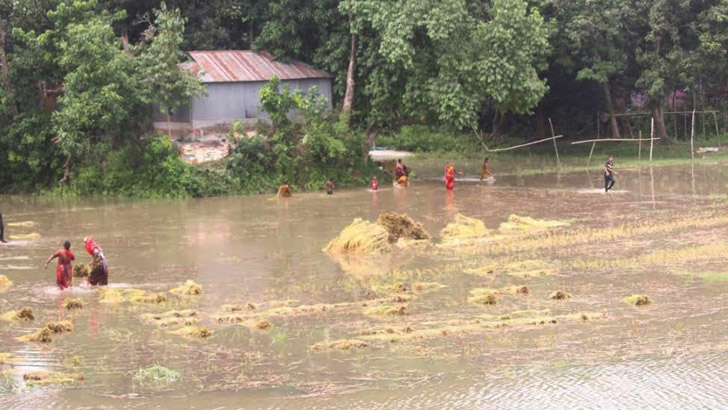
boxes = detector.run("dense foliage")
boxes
[2,0,728,195]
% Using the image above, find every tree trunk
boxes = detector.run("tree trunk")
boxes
[603,81,620,139]
[59,155,72,185]
[651,105,669,140]
[0,27,17,115]
[121,30,131,54]
[342,14,357,124]
[363,127,380,163]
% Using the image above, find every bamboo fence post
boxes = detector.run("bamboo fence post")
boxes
[548,118,560,167]
[691,108,695,159]
[650,117,654,162]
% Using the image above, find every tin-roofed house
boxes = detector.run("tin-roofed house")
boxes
[155,50,333,138]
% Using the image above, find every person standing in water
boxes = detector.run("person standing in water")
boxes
[0,213,6,243]
[480,157,493,181]
[604,156,617,192]
[45,240,74,290]
[370,176,379,191]
[444,162,463,190]
[325,179,336,195]
[84,236,109,286]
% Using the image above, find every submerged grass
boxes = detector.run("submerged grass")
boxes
[170,326,213,338]
[363,304,407,316]
[550,291,573,300]
[133,365,181,385]
[468,288,500,305]
[499,214,570,232]
[311,339,369,351]
[1,307,35,322]
[169,280,202,295]
[141,310,199,328]
[18,328,53,343]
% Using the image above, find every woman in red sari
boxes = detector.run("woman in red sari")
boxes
[444,162,463,190]
[45,240,74,290]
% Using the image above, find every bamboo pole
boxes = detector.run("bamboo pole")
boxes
[571,138,660,145]
[713,111,721,148]
[588,113,600,167]
[548,118,560,167]
[691,107,695,159]
[482,135,564,153]
[650,117,654,162]
[638,130,642,161]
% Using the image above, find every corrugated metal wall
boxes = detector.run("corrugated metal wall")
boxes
[190,78,332,123]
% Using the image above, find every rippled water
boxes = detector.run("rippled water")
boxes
[1,162,727,409]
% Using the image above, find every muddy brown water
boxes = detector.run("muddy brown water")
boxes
[1,163,728,409]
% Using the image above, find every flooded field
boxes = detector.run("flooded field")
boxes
[1,162,728,409]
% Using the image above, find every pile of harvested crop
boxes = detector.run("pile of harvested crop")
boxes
[549,290,572,300]
[311,339,369,351]
[99,288,147,303]
[64,298,84,310]
[324,219,390,254]
[18,327,53,343]
[141,310,199,328]
[1,307,35,321]
[170,280,202,295]
[623,294,652,306]
[375,213,430,243]
[412,282,446,294]
[72,263,92,278]
[130,293,168,304]
[255,320,271,330]
[500,214,569,232]
[0,275,12,287]
[441,214,489,242]
[363,304,406,316]
[468,288,499,305]
[46,320,73,333]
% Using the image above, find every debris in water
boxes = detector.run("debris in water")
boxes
[468,288,499,305]
[46,320,73,333]
[0,275,12,287]
[9,233,41,240]
[623,294,652,306]
[72,263,92,278]
[170,280,202,295]
[412,282,446,293]
[171,326,213,338]
[141,310,199,328]
[324,218,390,254]
[507,269,554,279]
[18,327,53,343]
[390,294,416,303]
[255,320,271,330]
[375,213,431,243]
[502,285,530,295]
[1,307,35,321]
[499,214,569,232]
[550,290,572,300]
[7,221,35,227]
[364,304,406,316]
[372,282,408,294]
[23,371,84,385]
[441,214,489,243]
[311,339,369,351]
[64,298,84,310]
[0,353,18,365]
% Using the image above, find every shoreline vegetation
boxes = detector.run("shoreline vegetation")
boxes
[3,1,728,198]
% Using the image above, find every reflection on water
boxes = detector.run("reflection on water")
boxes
[0,163,727,409]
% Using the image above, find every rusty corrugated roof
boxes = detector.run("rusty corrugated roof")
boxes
[185,50,332,83]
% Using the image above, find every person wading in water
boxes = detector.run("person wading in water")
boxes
[325,179,336,195]
[84,236,109,286]
[45,240,75,290]
[604,156,617,192]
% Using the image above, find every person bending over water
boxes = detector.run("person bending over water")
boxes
[604,156,617,192]
[0,213,6,243]
[45,240,74,290]
[84,236,109,286]
[325,179,336,195]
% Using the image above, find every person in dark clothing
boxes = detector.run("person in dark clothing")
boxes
[604,156,617,192]
[0,213,6,243]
